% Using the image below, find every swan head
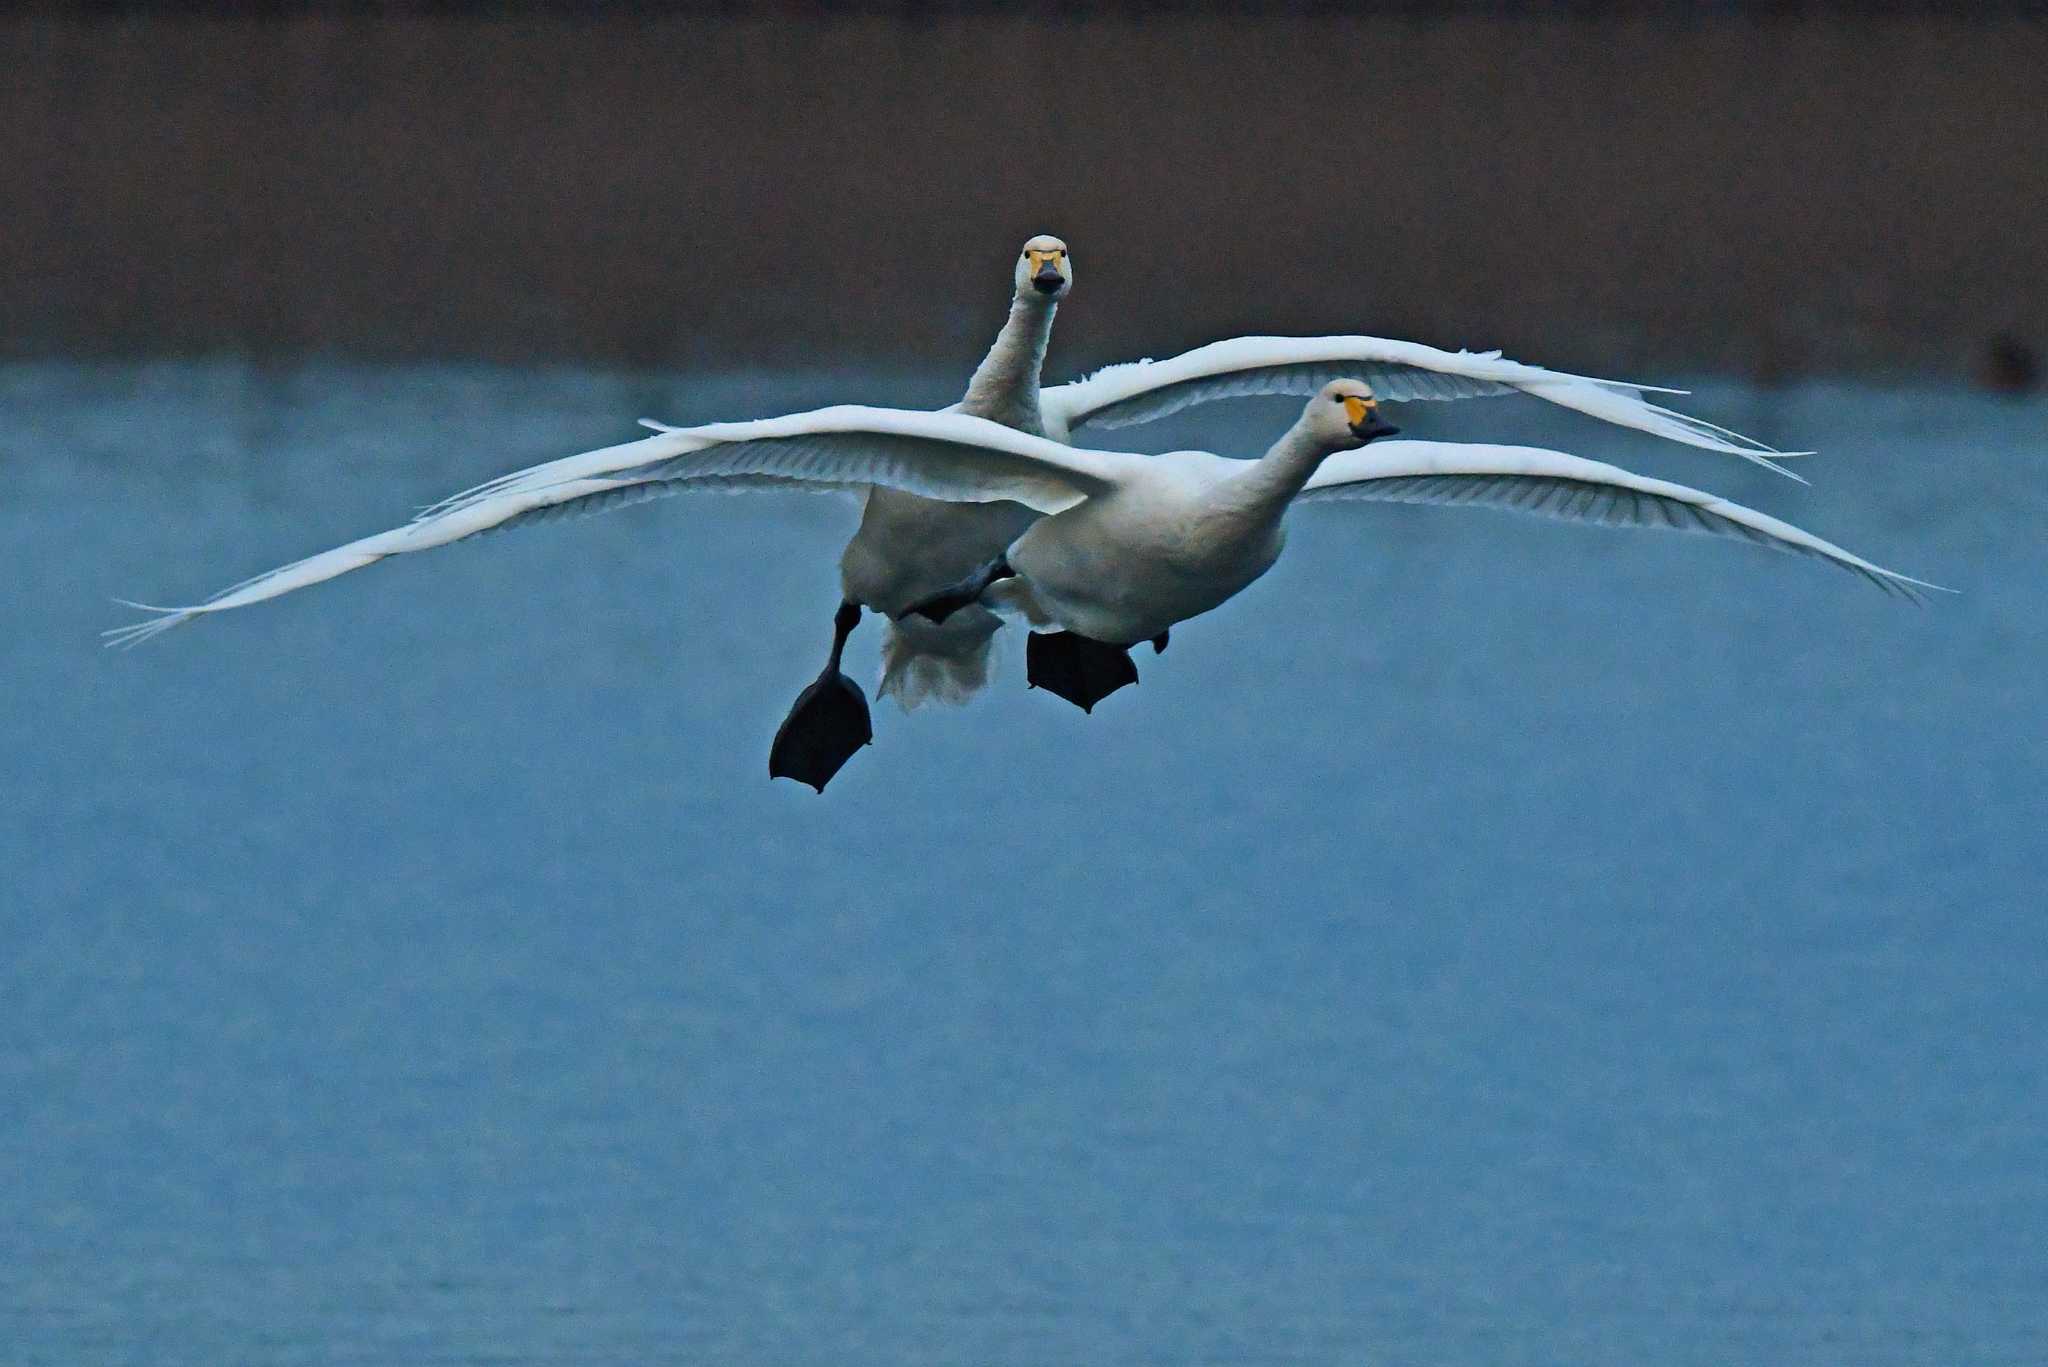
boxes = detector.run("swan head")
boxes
[1309,379,1401,448]
[1015,234,1072,301]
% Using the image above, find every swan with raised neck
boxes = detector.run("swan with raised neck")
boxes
[958,233,1070,435]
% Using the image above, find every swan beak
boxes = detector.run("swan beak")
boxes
[1343,396,1400,441]
[1028,250,1065,294]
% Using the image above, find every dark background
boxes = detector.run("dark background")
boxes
[5,4,2044,380]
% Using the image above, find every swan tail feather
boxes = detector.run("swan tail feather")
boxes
[877,609,1003,710]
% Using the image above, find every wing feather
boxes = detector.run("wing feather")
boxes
[1297,440,1942,600]
[1044,335,1805,478]
[106,408,1127,647]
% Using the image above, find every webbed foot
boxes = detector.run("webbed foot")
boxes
[769,669,873,792]
[1026,631,1139,713]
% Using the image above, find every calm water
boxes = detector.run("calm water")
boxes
[3,362,2044,1364]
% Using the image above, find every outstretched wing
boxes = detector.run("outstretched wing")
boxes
[106,407,1131,647]
[1043,335,1804,478]
[1298,440,1942,599]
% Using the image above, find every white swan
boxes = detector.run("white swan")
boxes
[841,234,1070,716]
[108,383,1935,786]
[900,379,1914,708]
[406,235,1804,782]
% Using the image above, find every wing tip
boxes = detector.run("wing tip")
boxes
[102,599,196,649]
[1886,571,1957,604]
[1595,378,1692,396]
[1754,455,1811,485]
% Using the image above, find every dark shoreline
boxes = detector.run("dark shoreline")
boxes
[5,11,2042,380]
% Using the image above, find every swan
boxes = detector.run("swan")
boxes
[107,383,1935,788]
[402,236,1802,786]
[898,378,1912,709]
[837,233,1071,728]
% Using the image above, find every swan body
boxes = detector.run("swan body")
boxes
[953,383,1397,649]
[990,450,1292,646]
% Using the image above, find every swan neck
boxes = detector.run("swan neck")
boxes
[1234,420,1337,513]
[960,292,1056,434]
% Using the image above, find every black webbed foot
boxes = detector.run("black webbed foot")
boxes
[901,556,1014,625]
[769,669,873,792]
[1026,631,1139,713]
[1151,630,1170,654]
[771,599,871,792]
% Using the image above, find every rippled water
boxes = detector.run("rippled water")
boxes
[4,362,2044,1364]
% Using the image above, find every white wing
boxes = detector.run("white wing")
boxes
[1298,440,1942,600]
[106,406,1133,647]
[1044,335,1805,478]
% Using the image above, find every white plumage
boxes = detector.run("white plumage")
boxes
[1042,335,1807,479]
[385,238,1805,710]
[105,385,1932,653]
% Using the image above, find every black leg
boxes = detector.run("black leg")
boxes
[1026,631,1139,713]
[901,556,1014,625]
[1151,630,1170,654]
[768,600,873,792]
[830,598,862,660]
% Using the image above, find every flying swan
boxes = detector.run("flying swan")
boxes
[441,234,1804,778]
[108,381,1933,790]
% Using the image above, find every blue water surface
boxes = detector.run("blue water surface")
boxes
[2,362,2044,1364]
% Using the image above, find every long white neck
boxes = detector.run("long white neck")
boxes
[1226,418,1339,520]
[959,291,1056,435]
